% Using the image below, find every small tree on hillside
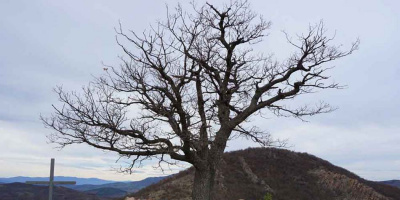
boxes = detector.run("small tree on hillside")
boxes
[42,1,358,200]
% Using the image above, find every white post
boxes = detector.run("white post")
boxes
[49,158,55,200]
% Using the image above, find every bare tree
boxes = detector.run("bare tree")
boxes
[42,1,358,200]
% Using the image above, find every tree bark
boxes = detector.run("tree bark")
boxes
[192,151,223,200]
[192,167,212,200]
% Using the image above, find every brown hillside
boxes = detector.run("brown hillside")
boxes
[130,148,400,200]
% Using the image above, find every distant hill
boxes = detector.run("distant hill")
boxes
[85,187,127,198]
[131,148,400,200]
[69,177,165,193]
[0,182,107,200]
[381,180,400,188]
[0,176,115,185]
[69,176,166,198]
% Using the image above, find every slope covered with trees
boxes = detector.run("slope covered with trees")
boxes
[0,183,106,200]
[131,148,400,200]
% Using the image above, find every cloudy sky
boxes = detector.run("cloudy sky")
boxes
[0,0,399,181]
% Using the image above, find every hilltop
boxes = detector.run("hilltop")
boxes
[131,148,400,200]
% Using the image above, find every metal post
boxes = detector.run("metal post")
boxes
[49,158,55,200]
[25,158,75,200]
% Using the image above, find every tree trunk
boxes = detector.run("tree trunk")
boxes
[192,139,226,200]
[192,167,212,200]
[192,158,222,200]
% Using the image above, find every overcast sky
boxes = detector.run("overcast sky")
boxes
[0,0,399,182]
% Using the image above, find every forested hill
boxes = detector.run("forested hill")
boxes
[0,183,106,200]
[130,148,400,200]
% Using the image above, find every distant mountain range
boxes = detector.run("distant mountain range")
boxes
[0,176,115,185]
[67,177,165,193]
[67,176,166,198]
[381,180,400,188]
[0,176,166,198]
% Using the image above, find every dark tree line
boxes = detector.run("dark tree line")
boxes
[42,1,358,200]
